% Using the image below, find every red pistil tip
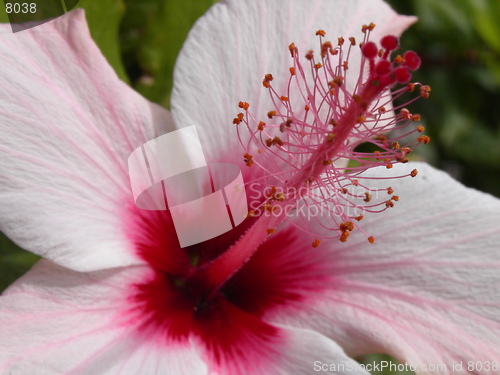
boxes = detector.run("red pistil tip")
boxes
[380,35,399,51]
[394,66,411,83]
[361,41,378,59]
[403,50,421,71]
[375,60,392,75]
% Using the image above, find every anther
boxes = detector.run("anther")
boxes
[243,152,254,167]
[238,101,249,110]
[410,169,418,177]
[362,23,376,33]
[417,135,430,144]
[420,85,431,98]
[312,239,321,248]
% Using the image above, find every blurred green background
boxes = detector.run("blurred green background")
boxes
[0,0,499,373]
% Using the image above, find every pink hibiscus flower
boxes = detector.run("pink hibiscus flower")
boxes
[1,1,500,374]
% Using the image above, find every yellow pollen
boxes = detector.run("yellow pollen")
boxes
[238,101,249,110]
[417,135,431,144]
[420,85,431,98]
[394,55,403,64]
[361,22,376,33]
[340,231,350,242]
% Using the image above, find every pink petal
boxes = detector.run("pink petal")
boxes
[171,0,416,164]
[0,260,371,375]
[0,260,208,374]
[0,10,174,271]
[267,162,500,365]
[254,325,371,375]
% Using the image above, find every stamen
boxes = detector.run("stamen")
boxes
[196,26,431,296]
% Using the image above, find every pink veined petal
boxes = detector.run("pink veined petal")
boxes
[266,162,500,368]
[0,259,371,375]
[171,0,416,165]
[0,10,174,271]
[0,260,208,375]
[245,325,372,375]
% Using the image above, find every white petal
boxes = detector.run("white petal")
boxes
[265,325,370,375]
[269,162,500,367]
[171,0,416,162]
[0,260,207,375]
[0,10,174,271]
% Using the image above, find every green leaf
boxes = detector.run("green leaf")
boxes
[0,233,39,293]
[124,0,216,107]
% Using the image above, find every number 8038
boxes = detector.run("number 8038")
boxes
[6,3,36,13]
